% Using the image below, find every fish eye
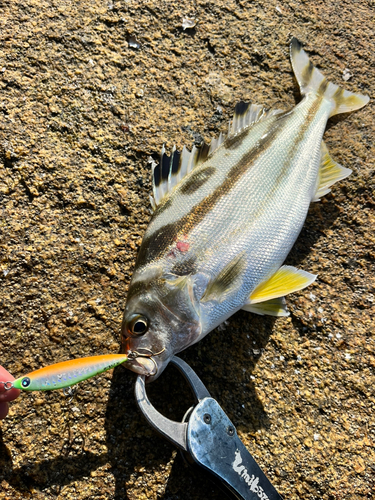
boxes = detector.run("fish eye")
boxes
[21,377,31,388]
[128,314,149,337]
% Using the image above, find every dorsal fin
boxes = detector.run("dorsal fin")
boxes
[208,131,225,156]
[150,101,283,209]
[228,101,283,137]
[150,141,212,208]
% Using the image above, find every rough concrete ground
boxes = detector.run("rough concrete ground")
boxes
[0,0,374,499]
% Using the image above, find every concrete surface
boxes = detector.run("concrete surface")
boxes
[0,1,374,499]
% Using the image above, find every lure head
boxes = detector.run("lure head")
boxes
[121,272,202,381]
[20,377,31,389]
[11,376,31,391]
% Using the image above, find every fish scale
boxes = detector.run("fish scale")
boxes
[121,38,369,380]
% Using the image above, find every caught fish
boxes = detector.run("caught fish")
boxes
[121,38,369,380]
[6,354,128,391]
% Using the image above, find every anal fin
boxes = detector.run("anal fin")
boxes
[313,142,352,201]
[249,266,317,304]
[243,297,289,317]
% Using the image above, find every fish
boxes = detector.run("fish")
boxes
[121,38,369,381]
[8,354,128,391]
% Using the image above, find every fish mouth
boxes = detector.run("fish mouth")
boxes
[121,338,168,380]
[125,355,157,377]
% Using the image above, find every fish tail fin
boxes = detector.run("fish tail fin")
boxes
[290,37,369,117]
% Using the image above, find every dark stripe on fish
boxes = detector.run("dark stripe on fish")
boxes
[135,222,180,266]
[154,197,173,216]
[290,37,303,60]
[197,142,210,164]
[153,162,161,187]
[333,87,344,103]
[234,101,250,117]
[225,125,253,150]
[226,110,287,151]
[180,166,216,195]
[170,255,198,276]
[318,78,328,95]
[126,279,148,302]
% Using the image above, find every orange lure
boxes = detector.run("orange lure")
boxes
[8,354,128,391]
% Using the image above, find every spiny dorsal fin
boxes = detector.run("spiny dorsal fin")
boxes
[150,101,282,209]
[208,131,225,156]
[313,142,352,201]
[151,141,212,209]
[249,265,317,304]
[228,101,283,137]
[242,297,289,317]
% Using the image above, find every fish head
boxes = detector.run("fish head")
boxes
[121,272,202,381]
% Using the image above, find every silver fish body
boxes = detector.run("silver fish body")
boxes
[121,38,369,380]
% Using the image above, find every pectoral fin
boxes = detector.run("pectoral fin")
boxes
[313,142,352,201]
[249,266,317,304]
[242,297,289,317]
[201,253,246,303]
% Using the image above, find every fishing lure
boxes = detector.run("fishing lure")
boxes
[4,354,128,391]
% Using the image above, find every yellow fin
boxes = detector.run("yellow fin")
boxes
[249,266,317,304]
[242,297,289,317]
[313,142,352,201]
